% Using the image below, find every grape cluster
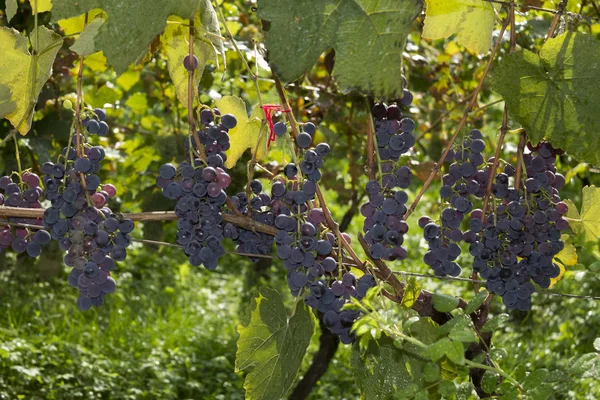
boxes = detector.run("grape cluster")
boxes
[471,142,569,310]
[421,129,489,277]
[306,272,377,344]
[225,180,275,261]
[361,101,415,261]
[83,108,109,136]
[296,122,317,149]
[0,173,51,257]
[42,141,133,311]
[158,110,236,270]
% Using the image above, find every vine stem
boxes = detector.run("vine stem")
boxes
[0,206,278,235]
[365,98,376,181]
[546,0,569,39]
[403,16,511,220]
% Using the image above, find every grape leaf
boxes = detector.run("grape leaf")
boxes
[257,0,422,99]
[564,185,600,243]
[5,0,18,22]
[214,96,266,169]
[422,0,500,54]
[401,276,421,308]
[465,290,488,315]
[70,18,104,56]
[0,85,17,119]
[352,337,428,399]
[236,287,313,400]
[432,293,459,312]
[51,0,199,74]
[550,234,577,287]
[161,6,218,108]
[491,33,600,166]
[0,26,63,135]
[33,0,53,14]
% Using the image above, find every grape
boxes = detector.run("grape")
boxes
[221,114,237,130]
[183,54,199,71]
[296,132,312,149]
[274,121,287,136]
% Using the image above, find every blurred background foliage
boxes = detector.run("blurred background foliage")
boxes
[0,0,599,398]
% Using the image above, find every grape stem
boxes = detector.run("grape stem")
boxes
[403,16,511,220]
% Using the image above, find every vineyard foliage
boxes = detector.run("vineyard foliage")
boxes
[0,0,600,399]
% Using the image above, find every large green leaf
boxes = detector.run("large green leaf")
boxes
[257,0,422,99]
[235,287,313,400]
[0,26,62,135]
[492,32,600,166]
[51,0,199,74]
[351,337,428,399]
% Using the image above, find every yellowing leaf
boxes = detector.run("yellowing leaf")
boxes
[422,0,499,54]
[551,235,577,288]
[115,70,141,91]
[0,85,17,118]
[57,9,105,36]
[83,51,108,72]
[125,92,148,113]
[214,96,266,169]
[0,26,62,135]
[565,185,600,243]
[160,13,216,108]
[31,0,52,14]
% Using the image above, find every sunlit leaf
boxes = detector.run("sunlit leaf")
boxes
[564,185,600,243]
[0,26,62,134]
[422,0,500,54]
[550,234,577,287]
[0,85,17,119]
[214,96,266,169]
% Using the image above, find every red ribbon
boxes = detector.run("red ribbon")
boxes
[261,104,290,148]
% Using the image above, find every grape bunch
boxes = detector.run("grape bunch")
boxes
[296,122,317,149]
[158,110,236,270]
[471,142,569,310]
[306,272,377,344]
[83,108,109,136]
[361,101,415,262]
[42,141,133,311]
[225,180,275,261]
[421,129,489,277]
[0,173,51,257]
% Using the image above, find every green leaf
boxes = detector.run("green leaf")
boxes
[401,277,421,308]
[161,12,216,108]
[0,84,17,119]
[445,340,465,365]
[569,353,600,377]
[429,338,450,362]
[522,369,548,389]
[0,26,63,135]
[422,0,500,54]
[482,370,499,393]
[465,290,489,314]
[564,186,600,243]
[125,93,149,113]
[352,337,427,399]
[70,17,104,56]
[481,313,509,332]
[432,293,459,312]
[449,325,477,343]
[214,96,266,169]
[5,0,18,22]
[491,32,600,166]
[257,0,422,99]
[51,0,199,74]
[235,288,313,400]
[424,362,440,382]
